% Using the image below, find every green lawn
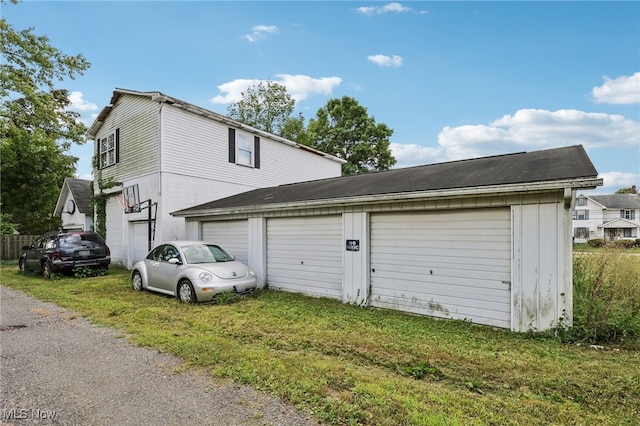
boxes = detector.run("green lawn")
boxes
[1,265,638,425]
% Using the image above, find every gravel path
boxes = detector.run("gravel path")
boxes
[0,286,319,426]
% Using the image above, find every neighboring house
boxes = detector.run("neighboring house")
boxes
[54,178,93,231]
[573,186,640,242]
[86,88,344,268]
[173,145,602,332]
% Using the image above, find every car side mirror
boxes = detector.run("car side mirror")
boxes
[168,258,182,265]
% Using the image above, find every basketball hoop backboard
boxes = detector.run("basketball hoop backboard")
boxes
[122,184,141,213]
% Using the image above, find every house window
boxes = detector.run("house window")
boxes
[574,210,589,220]
[99,129,119,168]
[623,228,632,238]
[620,210,636,220]
[574,227,589,239]
[575,197,587,206]
[236,132,253,166]
[228,128,260,169]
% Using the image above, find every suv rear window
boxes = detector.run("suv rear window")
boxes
[59,233,105,248]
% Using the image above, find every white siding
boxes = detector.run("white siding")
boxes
[93,94,159,183]
[202,220,249,264]
[160,105,341,186]
[370,209,512,328]
[267,216,343,299]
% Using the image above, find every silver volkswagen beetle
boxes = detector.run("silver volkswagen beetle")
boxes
[131,241,257,302]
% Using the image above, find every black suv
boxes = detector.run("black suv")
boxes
[19,231,111,279]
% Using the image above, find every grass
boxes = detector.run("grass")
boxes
[1,264,639,425]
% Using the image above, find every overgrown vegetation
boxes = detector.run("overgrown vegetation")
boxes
[1,261,638,425]
[568,250,640,343]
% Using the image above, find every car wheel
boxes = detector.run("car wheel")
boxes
[132,271,143,291]
[18,258,26,274]
[42,262,52,280]
[177,280,196,303]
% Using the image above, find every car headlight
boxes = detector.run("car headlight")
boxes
[248,269,256,277]
[199,272,213,282]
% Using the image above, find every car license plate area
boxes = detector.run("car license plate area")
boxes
[77,250,91,258]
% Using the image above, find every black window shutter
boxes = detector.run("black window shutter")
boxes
[96,138,102,170]
[115,128,120,164]
[254,136,260,169]
[228,128,236,163]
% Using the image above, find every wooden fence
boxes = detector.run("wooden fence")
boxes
[1,235,38,260]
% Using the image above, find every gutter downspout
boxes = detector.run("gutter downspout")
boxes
[158,102,164,196]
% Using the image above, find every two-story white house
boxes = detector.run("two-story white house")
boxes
[573,186,640,242]
[86,88,344,268]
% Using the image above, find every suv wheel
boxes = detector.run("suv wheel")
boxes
[42,262,53,280]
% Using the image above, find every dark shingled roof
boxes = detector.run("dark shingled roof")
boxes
[590,194,640,209]
[173,145,598,215]
[66,178,92,214]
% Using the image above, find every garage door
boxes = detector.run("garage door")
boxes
[267,216,342,299]
[131,222,152,264]
[370,208,511,328]
[202,220,249,264]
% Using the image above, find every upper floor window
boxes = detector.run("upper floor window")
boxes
[236,132,253,166]
[228,128,260,169]
[620,210,636,220]
[575,197,587,206]
[99,129,119,169]
[574,210,589,220]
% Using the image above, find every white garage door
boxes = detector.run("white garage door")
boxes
[370,208,511,328]
[202,220,249,264]
[267,216,342,299]
[132,222,152,264]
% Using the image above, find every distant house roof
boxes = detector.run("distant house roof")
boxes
[54,178,92,216]
[589,194,640,210]
[86,88,344,164]
[173,145,601,217]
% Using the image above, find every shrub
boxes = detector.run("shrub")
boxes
[587,238,606,247]
[569,250,640,344]
[613,239,637,249]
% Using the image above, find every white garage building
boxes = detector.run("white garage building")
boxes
[172,145,601,332]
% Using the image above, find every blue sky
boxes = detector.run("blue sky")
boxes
[5,1,639,194]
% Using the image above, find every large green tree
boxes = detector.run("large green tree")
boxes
[306,96,396,175]
[1,4,90,233]
[227,81,302,137]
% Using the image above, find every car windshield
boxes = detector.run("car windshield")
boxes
[182,244,233,264]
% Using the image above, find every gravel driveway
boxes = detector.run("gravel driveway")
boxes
[0,286,319,426]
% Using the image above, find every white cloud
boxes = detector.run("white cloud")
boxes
[210,75,342,105]
[245,24,278,42]
[437,109,640,160]
[390,108,640,171]
[390,143,444,168]
[367,54,403,68]
[592,72,640,104]
[596,171,640,194]
[68,91,97,112]
[356,2,412,16]
[275,74,342,101]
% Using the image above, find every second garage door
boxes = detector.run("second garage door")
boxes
[267,216,342,299]
[370,208,512,328]
[202,220,249,264]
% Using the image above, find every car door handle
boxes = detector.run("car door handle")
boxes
[153,262,159,269]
